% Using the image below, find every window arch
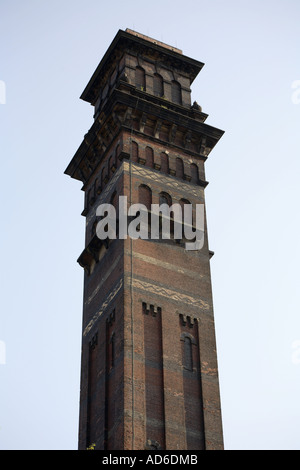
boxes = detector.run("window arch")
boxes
[131,141,139,162]
[153,73,164,97]
[135,66,146,91]
[171,80,182,105]
[159,191,172,206]
[176,157,184,179]
[139,184,152,210]
[145,146,154,168]
[179,198,191,209]
[160,152,169,174]
[190,163,199,184]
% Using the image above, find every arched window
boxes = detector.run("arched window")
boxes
[179,198,191,210]
[171,80,182,105]
[160,152,169,174]
[176,157,184,179]
[190,163,199,184]
[135,66,146,91]
[153,73,164,97]
[145,146,154,168]
[159,191,172,206]
[139,184,152,210]
[131,141,139,162]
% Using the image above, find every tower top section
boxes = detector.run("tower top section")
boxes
[65,28,224,186]
[80,28,204,105]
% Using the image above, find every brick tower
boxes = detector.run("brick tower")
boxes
[65,29,224,451]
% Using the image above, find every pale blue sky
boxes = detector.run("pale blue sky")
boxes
[1,0,300,450]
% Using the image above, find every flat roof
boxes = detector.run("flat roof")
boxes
[125,28,183,55]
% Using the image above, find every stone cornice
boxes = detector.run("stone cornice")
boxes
[81,29,204,104]
[64,85,224,186]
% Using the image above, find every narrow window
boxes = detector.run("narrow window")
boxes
[139,184,152,210]
[153,73,164,97]
[179,198,191,208]
[176,157,184,179]
[171,80,182,105]
[145,146,154,168]
[135,66,146,91]
[160,152,169,174]
[159,191,172,206]
[190,163,199,184]
[131,141,139,162]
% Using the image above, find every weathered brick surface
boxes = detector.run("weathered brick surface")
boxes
[66,29,224,451]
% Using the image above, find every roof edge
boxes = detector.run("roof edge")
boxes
[80,29,204,104]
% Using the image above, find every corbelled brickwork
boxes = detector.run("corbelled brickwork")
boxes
[65,28,224,450]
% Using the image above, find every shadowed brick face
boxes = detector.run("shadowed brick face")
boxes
[65,28,224,450]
